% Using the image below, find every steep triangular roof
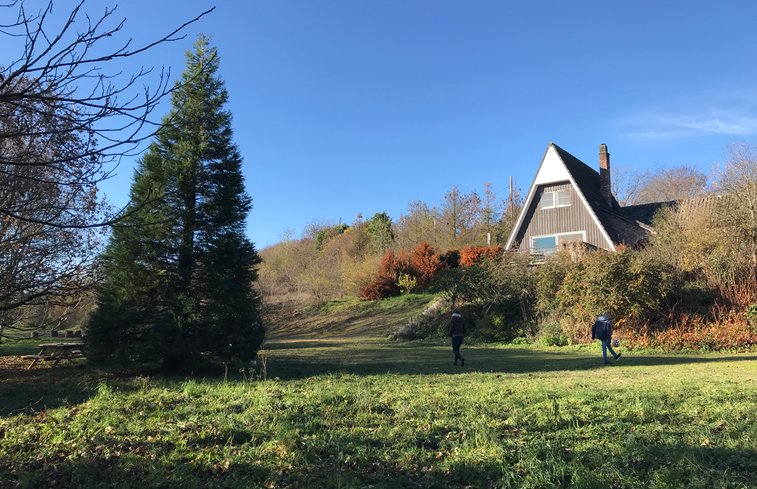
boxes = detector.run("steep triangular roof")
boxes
[506,143,668,251]
[551,144,620,211]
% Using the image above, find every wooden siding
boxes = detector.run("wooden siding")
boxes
[513,182,611,251]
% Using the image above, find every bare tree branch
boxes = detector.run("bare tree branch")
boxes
[0,1,213,326]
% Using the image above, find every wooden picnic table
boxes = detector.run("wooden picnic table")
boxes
[22,341,85,369]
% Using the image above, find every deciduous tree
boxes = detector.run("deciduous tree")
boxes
[440,186,483,248]
[0,89,104,327]
[0,1,209,334]
[715,144,757,276]
[622,165,709,205]
[395,201,437,250]
[481,182,501,244]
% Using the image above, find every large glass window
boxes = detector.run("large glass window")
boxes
[532,236,557,252]
[558,232,584,245]
[532,232,585,255]
[541,189,571,209]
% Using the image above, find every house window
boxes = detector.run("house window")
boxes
[532,236,557,253]
[558,232,584,245]
[540,189,571,209]
[531,231,586,255]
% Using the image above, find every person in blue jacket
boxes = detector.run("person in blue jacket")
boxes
[592,312,621,364]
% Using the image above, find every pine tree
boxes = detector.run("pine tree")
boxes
[88,36,263,369]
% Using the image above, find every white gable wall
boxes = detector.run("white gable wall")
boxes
[534,145,571,185]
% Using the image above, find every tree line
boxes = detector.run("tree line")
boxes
[259,183,524,301]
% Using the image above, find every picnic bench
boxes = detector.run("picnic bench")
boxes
[22,342,85,369]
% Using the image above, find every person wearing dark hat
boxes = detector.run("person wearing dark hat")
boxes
[449,309,467,366]
[592,312,621,364]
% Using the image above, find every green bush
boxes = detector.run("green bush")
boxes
[396,273,417,294]
[533,252,573,317]
[315,223,349,251]
[474,315,508,341]
[671,278,717,316]
[537,322,568,346]
[552,249,675,340]
[433,253,534,330]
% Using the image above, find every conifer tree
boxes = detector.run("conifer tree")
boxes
[88,36,263,369]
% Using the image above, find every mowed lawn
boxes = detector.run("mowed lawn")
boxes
[0,338,756,488]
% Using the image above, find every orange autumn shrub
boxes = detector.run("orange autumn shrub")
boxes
[652,316,757,351]
[459,245,502,267]
[409,241,442,287]
[359,243,446,300]
[359,250,403,300]
[619,312,757,351]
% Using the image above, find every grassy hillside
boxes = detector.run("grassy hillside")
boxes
[1,340,755,488]
[263,293,439,339]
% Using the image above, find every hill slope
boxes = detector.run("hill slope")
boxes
[263,294,440,339]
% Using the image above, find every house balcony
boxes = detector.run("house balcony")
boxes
[514,241,598,265]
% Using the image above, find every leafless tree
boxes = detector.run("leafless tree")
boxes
[0,1,212,336]
[617,165,709,206]
[438,186,484,248]
[715,144,757,276]
[647,145,757,305]
[395,200,437,250]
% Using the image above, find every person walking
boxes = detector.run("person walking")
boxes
[592,312,621,364]
[449,309,467,366]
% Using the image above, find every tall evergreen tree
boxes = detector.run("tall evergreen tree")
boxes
[88,36,263,369]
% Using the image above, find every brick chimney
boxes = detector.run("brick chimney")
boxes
[599,144,612,207]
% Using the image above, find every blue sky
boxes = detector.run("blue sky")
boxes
[29,1,757,248]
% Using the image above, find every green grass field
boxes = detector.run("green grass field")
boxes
[1,334,756,488]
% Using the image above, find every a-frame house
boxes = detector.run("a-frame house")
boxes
[505,143,668,256]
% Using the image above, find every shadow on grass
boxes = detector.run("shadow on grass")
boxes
[1,432,755,488]
[0,455,487,489]
[263,338,374,350]
[2,339,754,418]
[0,360,152,418]
[263,339,757,380]
[0,360,98,417]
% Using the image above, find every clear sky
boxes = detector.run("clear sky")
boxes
[30,1,757,248]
